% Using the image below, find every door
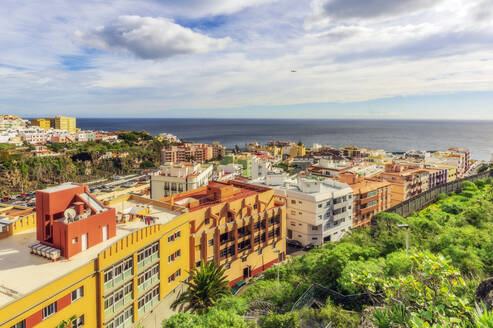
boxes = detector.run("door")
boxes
[102,225,108,241]
[243,266,250,279]
[81,233,88,251]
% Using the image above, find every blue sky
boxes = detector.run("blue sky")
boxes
[1,0,493,119]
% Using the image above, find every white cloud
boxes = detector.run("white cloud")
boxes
[77,15,230,59]
[153,0,280,17]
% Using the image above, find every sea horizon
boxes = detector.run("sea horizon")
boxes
[67,118,493,161]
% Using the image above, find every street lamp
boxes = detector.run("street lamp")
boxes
[397,224,409,256]
[273,249,281,289]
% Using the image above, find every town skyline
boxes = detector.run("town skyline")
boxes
[2,0,493,119]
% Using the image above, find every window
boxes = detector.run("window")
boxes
[318,203,322,208]
[208,239,213,246]
[71,286,84,302]
[311,226,318,231]
[290,200,296,204]
[104,270,113,283]
[42,302,57,319]
[167,234,175,243]
[72,316,84,328]
[225,263,231,269]
[205,218,210,225]
[168,249,181,263]
[10,320,25,328]
[168,269,181,283]
[242,257,247,262]
[72,237,78,244]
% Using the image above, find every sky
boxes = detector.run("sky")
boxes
[1,0,493,119]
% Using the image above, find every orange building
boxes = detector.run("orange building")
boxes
[35,184,116,259]
[161,180,286,285]
[377,163,430,206]
[338,173,391,228]
[161,143,225,164]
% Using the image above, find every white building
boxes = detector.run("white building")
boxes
[254,174,353,246]
[150,163,213,199]
[251,156,273,180]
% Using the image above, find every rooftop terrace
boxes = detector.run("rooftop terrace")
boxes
[0,197,183,309]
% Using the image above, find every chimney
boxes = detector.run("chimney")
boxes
[73,202,85,215]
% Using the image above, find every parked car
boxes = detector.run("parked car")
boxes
[17,193,26,199]
[2,196,11,202]
[303,243,316,251]
[287,239,303,248]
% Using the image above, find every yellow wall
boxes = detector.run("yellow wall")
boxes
[31,119,51,130]
[0,263,98,328]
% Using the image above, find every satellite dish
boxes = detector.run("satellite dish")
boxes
[64,208,76,220]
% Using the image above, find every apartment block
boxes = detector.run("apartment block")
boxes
[160,180,286,285]
[377,163,430,206]
[31,119,51,130]
[254,174,353,245]
[337,172,391,228]
[0,180,285,328]
[161,143,218,163]
[150,163,213,199]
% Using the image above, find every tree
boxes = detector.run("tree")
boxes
[56,315,77,328]
[171,260,231,315]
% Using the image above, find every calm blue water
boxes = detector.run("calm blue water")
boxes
[77,119,493,160]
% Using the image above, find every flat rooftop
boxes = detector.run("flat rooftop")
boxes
[164,181,270,212]
[41,183,80,193]
[0,199,183,309]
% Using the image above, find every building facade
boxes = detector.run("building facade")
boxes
[377,163,430,207]
[150,163,214,199]
[337,173,392,228]
[0,181,286,328]
[254,174,353,245]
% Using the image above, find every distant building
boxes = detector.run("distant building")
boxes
[307,159,354,178]
[0,115,27,131]
[377,163,430,206]
[150,163,213,199]
[31,118,51,130]
[161,142,225,164]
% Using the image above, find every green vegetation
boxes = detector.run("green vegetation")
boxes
[163,177,493,328]
[0,132,170,194]
[171,260,231,315]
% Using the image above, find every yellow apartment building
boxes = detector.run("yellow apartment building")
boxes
[0,180,286,328]
[30,119,51,130]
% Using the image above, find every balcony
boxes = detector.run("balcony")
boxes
[137,253,159,272]
[138,274,159,296]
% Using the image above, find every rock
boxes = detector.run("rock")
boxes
[476,278,493,310]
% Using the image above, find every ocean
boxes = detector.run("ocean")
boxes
[77,118,493,160]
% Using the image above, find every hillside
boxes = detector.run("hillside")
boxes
[163,177,493,328]
[0,132,165,194]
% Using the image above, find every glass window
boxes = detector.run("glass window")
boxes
[42,302,57,319]
[71,286,84,302]
[10,320,25,328]
[72,315,84,328]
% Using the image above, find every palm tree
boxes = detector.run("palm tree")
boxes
[171,260,231,314]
